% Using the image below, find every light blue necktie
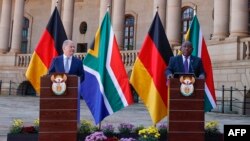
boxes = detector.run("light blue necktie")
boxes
[65,57,70,73]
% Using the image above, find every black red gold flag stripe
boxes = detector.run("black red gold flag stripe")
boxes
[25,7,67,95]
[130,12,173,124]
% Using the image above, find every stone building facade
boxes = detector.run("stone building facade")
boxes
[0,0,249,113]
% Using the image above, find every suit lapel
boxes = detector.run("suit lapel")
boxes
[58,55,77,73]
[59,56,65,72]
[189,56,194,73]
[177,56,185,72]
[69,57,75,73]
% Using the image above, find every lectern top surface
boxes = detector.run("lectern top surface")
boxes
[173,73,194,78]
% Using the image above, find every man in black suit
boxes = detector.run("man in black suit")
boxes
[165,41,205,79]
[48,40,84,81]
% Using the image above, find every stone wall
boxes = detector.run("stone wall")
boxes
[0,66,26,95]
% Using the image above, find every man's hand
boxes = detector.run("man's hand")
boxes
[198,74,205,79]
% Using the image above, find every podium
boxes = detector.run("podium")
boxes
[168,75,205,141]
[39,74,79,141]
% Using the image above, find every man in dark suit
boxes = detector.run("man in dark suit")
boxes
[166,41,205,79]
[48,40,84,81]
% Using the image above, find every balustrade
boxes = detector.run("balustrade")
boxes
[16,50,139,69]
[240,38,250,60]
[16,41,249,69]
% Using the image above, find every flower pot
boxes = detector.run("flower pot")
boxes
[117,132,139,139]
[7,133,38,141]
[159,134,167,141]
[7,133,90,141]
[205,133,224,141]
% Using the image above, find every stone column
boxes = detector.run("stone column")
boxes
[230,0,248,37]
[0,0,12,53]
[99,0,111,25]
[10,0,25,54]
[112,0,125,49]
[212,0,229,40]
[51,0,62,15]
[62,0,75,39]
[166,0,181,46]
[153,0,166,28]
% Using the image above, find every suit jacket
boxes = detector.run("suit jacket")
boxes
[48,55,84,81]
[165,55,205,78]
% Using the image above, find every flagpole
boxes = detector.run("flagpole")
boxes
[193,5,197,16]
[107,4,110,12]
[99,122,102,130]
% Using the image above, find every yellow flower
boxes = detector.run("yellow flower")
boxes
[12,119,23,127]
[205,120,219,130]
[205,120,220,135]
[79,119,97,134]
[33,118,39,127]
[138,126,160,141]
[10,119,24,134]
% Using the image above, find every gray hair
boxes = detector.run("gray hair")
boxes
[62,40,74,49]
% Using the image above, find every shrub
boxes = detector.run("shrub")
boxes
[205,120,220,136]
[9,119,23,134]
[79,120,98,134]
[138,126,160,141]
[33,118,39,132]
[133,125,145,134]
[9,118,39,134]
[21,126,36,133]
[118,123,134,134]
[106,136,119,141]
[102,123,115,136]
[85,131,107,141]
[156,123,167,135]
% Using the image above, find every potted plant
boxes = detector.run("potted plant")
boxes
[85,131,107,141]
[117,123,137,138]
[102,123,115,137]
[78,119,99,141]
[138,126,160,141]
[7,119,38,141]
[157,123,168,141]
[205,120,223,141]
[84,131,120,141]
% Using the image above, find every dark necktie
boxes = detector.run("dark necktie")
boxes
[65,57,70,73]
[184,57,189,73]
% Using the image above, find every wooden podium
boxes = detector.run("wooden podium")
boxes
[39,74,79,141]
[168,76,205,141]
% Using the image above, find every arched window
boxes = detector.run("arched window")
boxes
[124,15,135,50]
[21,17,29,53]
[181,7,194,42]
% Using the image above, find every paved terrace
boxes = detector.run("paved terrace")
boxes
[1,95,250,141]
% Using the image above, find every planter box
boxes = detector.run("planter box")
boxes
[7,133,38,141]
[7,133,85,141]
[77,133,88,141]
[7,133,222,141]
[205,133,224,141]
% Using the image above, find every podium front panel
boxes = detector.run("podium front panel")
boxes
[39,75,79,141]
[168,133,204,141]
[168,78,205,141]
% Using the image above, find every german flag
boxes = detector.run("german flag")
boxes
[130,12,173,124]
[25,7,67,95]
